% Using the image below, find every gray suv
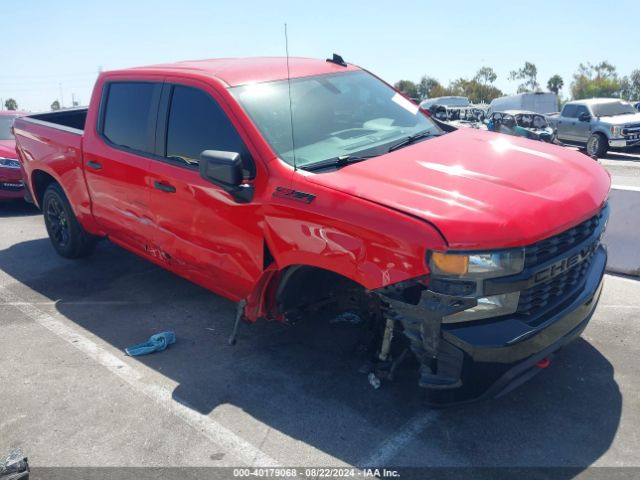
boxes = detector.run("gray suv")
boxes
[547,98,640,157]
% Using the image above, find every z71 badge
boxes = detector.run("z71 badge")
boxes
[272,187,316,204]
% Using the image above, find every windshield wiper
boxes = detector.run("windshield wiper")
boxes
[388,130,441,152]
[302,154,378,172]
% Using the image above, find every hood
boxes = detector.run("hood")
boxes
[305,129,610,249]
[599,113,640,125]
[0,140,17,159]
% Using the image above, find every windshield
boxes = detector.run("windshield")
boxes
[0,116,17,140]
[591,101,637,117]
[231,71,440,168]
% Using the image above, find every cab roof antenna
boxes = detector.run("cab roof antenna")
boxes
[326,53,347,67]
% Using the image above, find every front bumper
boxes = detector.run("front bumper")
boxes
[610,138,640,148]
[0,164,25,200]
[381,245,606,406]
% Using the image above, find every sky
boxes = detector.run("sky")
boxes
[2,0,639,111]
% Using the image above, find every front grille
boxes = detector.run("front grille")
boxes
[0,181,24,191]
[517,255,593,316]
[623,124,640,135]
[523,208,605,268]
[516,204,606,319]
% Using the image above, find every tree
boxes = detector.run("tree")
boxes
[620,70,640,101]
[51,100,61,111]
[417,76,442,100]
[448,78,503,104]
[474,66,497,85]
[4,98,18,110]
[393,80,418,99]
[509,62,539,93]
[571,61,621,99]
[547,75,564,95]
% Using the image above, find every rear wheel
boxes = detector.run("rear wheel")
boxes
[42,183,98,258]
[586,133,607,158]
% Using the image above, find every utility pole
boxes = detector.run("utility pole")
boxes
[59,83,64,108]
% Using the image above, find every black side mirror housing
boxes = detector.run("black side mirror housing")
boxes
[578,112,591,122]
[199,150,253,203]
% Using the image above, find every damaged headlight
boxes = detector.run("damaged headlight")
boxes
[443,292,521,323]
[427,249,525,323]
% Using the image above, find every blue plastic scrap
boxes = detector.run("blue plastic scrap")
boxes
[125,331,176,356]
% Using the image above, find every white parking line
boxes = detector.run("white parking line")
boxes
[357,411,439,467]
[612,184,640,192]
[0,283,280,468]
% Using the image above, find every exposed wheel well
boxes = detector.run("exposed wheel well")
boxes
[31,170,58,207]
[276,265,368,319]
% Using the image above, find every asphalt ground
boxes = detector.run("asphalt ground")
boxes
[0,199,639,479]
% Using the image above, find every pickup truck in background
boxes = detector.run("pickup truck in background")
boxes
[547,98,640,158]
[13,56,611,405]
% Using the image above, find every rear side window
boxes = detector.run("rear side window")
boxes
[165,85,255,178]
[562,104,578,118]
[102,82,160,153]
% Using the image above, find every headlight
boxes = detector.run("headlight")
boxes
[443,292,520,323]
[429,249,524,279]
[427,249,525,323]
[0,157,20,169]
[611,126,624,138]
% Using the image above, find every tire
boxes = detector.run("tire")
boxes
[42,183,98,258]
[586,133,607,158]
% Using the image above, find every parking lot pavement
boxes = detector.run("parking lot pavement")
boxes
[1,200,639,472]
[601,154,640,188]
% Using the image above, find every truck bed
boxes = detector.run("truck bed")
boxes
[13,109,90,215]
[28,108,87,133]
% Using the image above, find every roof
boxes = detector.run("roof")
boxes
[114,57,361,87]
[569,97,627,105]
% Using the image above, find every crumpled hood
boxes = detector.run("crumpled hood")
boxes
[306,129,611,249]
[0,140,17,159]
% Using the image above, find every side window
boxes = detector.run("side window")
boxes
[562,104,578,118]
[165,85,255,178]
[102,82,160,153]
[575,105,590,118]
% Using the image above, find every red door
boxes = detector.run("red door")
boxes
[83,80,162,254]
[144,80,264,300]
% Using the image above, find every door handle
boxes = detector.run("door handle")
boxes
[153,180,176,193]
[87,160,102,170]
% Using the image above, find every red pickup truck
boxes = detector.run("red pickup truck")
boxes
[13,56,610,404]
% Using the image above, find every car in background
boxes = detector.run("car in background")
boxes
[0,111,26,201]
[634,101,640,112]
[487,92,557,116]
[486,110,553,142]
[546,98,640,157]
[419,96,470,110]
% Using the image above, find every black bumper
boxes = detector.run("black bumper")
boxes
[425,246,606,406]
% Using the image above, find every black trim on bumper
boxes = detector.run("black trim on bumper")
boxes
[426,246,606,405]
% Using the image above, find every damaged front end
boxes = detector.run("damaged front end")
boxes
[374,206,608,405]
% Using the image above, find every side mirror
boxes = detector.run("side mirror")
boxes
[199,150,253,203]
[578,112,591,122]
